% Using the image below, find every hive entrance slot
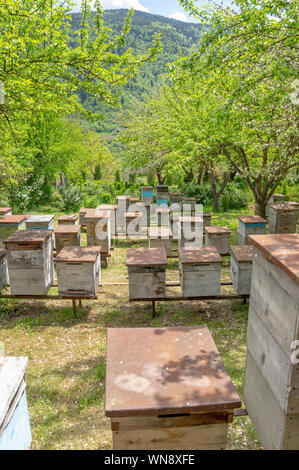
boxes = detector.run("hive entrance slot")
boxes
[158,413,190,419]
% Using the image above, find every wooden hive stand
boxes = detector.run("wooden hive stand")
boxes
[105,326,242,450]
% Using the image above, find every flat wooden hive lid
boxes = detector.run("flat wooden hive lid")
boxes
[55,246,101,263]
[126,248,167,266]
[179,246,222,264]
[205,226,231,234]
[27,214,55,223]
[142,186,153,190]
[155,207,170,213]
[125,212,143,218]
[0,357,29,427]
[79,208,88,213]
[105,326,241,417]
[239,216,266,224]
[156,185,168,191]
[54,224,81,234]
[84,210,110,221]
[0,207,12,214]
[268,204,297,212]
[179,215,203,223]
[249,234,299,285]
[0,215,27,225]
[58,214,78,221]
[116,195,130,200]
[4,230,52,245]
[97,204,117,210]
[203,212,211,217]
[148,226,173,238]
[230,245,254,262]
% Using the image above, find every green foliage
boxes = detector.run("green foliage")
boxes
[181,182,213,205]
[57,185,83,213]
[219,183,249,211]
[101,193,112,204]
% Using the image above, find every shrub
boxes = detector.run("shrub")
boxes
[219,183,249,210]
[101,192,112,204]
[181,182,213,205]
[57,185,83,212]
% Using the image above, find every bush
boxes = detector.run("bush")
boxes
[219,183,249,210]
[101,192,112,204]
[181,182,213,205]
[57,185,83,212]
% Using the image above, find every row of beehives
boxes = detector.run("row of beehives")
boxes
[126,244,253,300]
[0,230,102,298]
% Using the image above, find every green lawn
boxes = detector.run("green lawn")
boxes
[0,205,271,450]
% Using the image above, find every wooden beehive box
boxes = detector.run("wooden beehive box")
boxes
[136,202,151,229]
[0,208,12,219]
[57,214,78,225]
[230,245,253,295]
[238,216,266,245]
[141,186,154,203]
[26,215,55,231]
[0,215,27,248]
[125,212,143,237]
[155,207,170,227]
[244,234,299,449]
[116,196,130,233]
[4,230,54,296]
[126,248,167,300]
[55,246,101,297]
[0,357,31,450]
[156,185,168,206]
[105,326,241,450]
[169,192,182,205]
[267,193,286,217]
[98,205,118,239]
[183,197,196,213]
[203,212,212,229]
[79,208,88,226]
[54,225,81,255]
[85,210,111,252]
[178,215,203,248]
[179,246,222,297]
[0,249,8,291]
[268,204,297,234]
[205,226,231,255]
[148,226,173,257]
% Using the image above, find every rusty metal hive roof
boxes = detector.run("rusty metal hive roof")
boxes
[126,248,167,266]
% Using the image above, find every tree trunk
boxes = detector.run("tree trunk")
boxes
[255,201,267,219]
[156,169,166,185]
[197,166,206,185]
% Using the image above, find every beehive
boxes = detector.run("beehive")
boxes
[55,246,101,297]
[98,205,118,239]
[105,326,241,450]
[4,230,54,295]
[170,212,181,239]
[155,206,170,227]
[0,249,8,291]
[79,208,88,226]
[136,202,151,229]
[169,192,182,205]
[183,197,197,213]
[268,204,297,234]
[238,216,266,245]
[203,212,212,229]
[141,186,154,204]
[179,246,222,297]
[54,225,81,255]
[244,234,299,449]
[230,245,253,295]
[25,215,55,231]
[0,357,31,450]
[0,208,12,219]
[116,196,130,233]
[125,212,143,237]
[0,215,27,248]
[178,215,203,248]
[126,248,167,300]
[266,193,286,217]
[156,185,168,206]
[57,214,78,225]
[85,210,111,266]
[148,226,173,257]
[205,226,231,255]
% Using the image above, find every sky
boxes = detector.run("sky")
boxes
[72,1,233,23]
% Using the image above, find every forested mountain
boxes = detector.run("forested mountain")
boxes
[71,9,204,152]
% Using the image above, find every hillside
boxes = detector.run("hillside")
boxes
[71,9,204,153]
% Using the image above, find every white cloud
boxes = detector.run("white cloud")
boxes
[168,11,188,22]
[100,0,149,12]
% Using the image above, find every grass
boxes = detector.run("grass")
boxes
[0,205,268,450]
